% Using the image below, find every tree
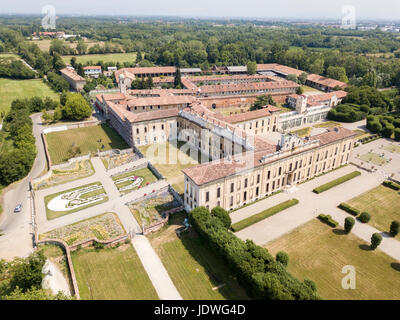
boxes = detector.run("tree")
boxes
[250,95,276,111]
[146,76,154,89]
[211,207,231,229]
[41,109,51,122]
[382,123,395,138]
[298,72,308,85]
[246,61,257,75]
[287,74,298,83]
[370,233,382,250]
[62,93,92,120]
[394,128,400,142]
[358,212,371,223]
[344,217,355,234]
[296,86,304,95]
[326,66,348,83]
[390,221,399,237]
[276,251,289,267]
[76,39,88,55]
[3,287,73,300]
[53,106,62,122]
[174,68,182,89]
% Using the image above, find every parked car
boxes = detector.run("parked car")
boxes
[14,204,22,213]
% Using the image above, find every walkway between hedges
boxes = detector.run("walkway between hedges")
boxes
[232,165,400,262]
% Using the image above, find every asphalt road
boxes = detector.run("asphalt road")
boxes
[0,113,46,260]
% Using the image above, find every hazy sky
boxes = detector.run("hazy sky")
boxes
[1,0,400,20]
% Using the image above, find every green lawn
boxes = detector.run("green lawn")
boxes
[148,213,248,300]
[113,167,158,194]
[359,152,388,166]
[45,123,128,165]
[266,219,400,300]
[44,182,108,220]
[61,52,137,65]
[71,244,159,300]
[384,144,400,154]
[301,85,321,93]
[139,141,209,196]
[290,127,312,137]
[0,78,59,114]
[313,121,342,128]
[347,184,400,238]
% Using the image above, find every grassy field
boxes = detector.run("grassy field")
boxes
[148,213,248,300]
[347,185,400,238]
[384,144,400,153]
[0,78,59,114]
[302,85,321,93]
[71,244,159,300]
[45,124,128,165]
[61,52,137,65]
[265,219,400,300]
[215,106,250,117]
[359,152,388,166]
[44,182,108,220]
[313,121,342,128]
[139,141,209,195]
[112,167,158,194]
[290,127,312,137]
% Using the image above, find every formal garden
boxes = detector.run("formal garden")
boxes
[128,191,181,228]
[40,213,126,246]
[44,182,108,220]
[358,152,388,166]
[265,218,400,300]
[34,160,95,190]
[101,151,139,170]
[112,167,158,195]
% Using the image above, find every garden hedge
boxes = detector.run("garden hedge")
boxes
[358,212,371,223]
[338,203,360,216]
[231,199,299,232]
[190,206,319,300]
[318,214,339,228]
[313,171,361,194]
[383,180,400,191]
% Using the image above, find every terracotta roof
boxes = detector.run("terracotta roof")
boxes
[199,81,299,94]
[84,66,102,70]
[115,67,176,80]
[257,64,305,77]
[189,74,274,83]
[224,108,272,124]
[126,96,195,108]
[309,127,356,145]
[306,74,347,89]
[60,68,86,81]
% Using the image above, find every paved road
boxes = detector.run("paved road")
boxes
[233,164,400,261]
[0,113,46,260]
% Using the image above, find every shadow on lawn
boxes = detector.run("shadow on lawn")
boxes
[359,244,373,251]
[391,263,400,272]
[332,229,347,236]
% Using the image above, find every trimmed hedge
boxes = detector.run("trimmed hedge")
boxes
[318,214,339,228]
[190,207,319,300]
[231,199,299,232]
[358,212,371,223]
[383,180,400,191]
[338,203,360,216]
[313,171,361,194]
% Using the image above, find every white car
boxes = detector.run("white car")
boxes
[14,204,22,213]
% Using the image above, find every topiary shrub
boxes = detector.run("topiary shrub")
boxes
[344,217,355,234]
[358,212,371,223]
[383,180,400,191]
[370,233,382,250]
[211,206,231,229]
[338,203,360,216]
[390,221,399,237]
[318,214,338,228]
[276,251,289,267]
[304,279,317,292]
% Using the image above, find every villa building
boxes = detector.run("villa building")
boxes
[60,67,86,92]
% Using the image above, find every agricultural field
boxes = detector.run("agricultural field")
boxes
[34,160,95,190]
[44,182,108,220]
[129,191,180,227]
[112,167,158,195]
[71,244,159,300]
[40,213,126,246]
[265,219,400,300]
[61,52,137,65]
[139,141,209,195]
[0,78,59,114]
[147,212,249,300]
[45,124,128,165]
[347,185,400,238]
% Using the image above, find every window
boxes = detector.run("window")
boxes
[244,178,248,188]
[144,127,147,133]
[206,191,209,202]
[230,196,233,207]
[267,170,271,179]
[266,183,269,193]
[343,144,346,152]
[257,174,260,184]
[231,183,234,193]
[256,187,259,196]
[136,128,139,134]
[243,191,247,201]
[217,187,221,198]
[153,125,156,131]
[161,124,164,130]
[278,167,282,175]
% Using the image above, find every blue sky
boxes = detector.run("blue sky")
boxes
[1,0,399,20]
